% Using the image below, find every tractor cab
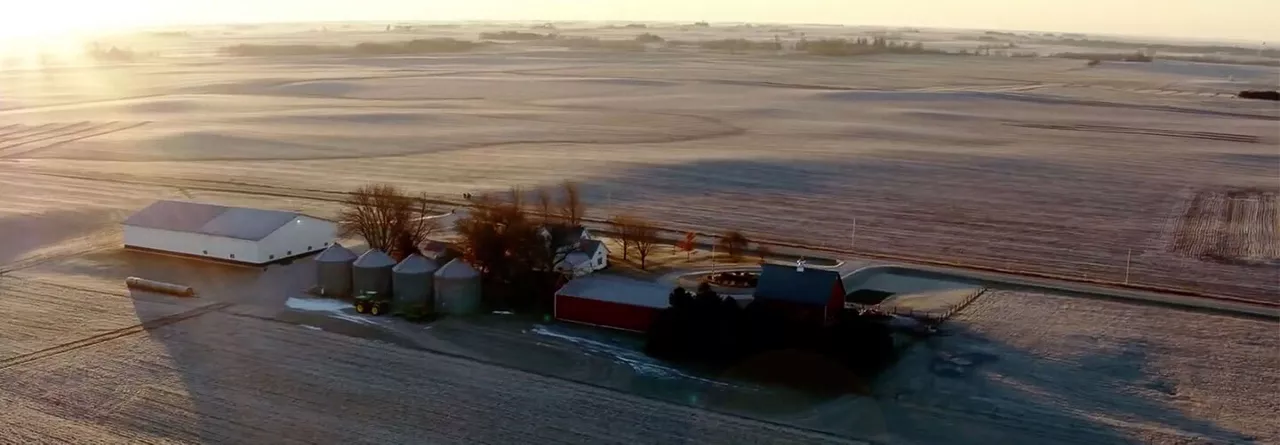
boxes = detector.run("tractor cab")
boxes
[353,291,391,316]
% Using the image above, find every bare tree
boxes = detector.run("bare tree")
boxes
[558,180,585,226]
[718,230,749,261]
[631,218,661,270]
[609,214,636,260]
[756,245,773,264]
[337,184,441,260]
[535,188,554,223]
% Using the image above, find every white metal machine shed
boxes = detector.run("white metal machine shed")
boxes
[122,200,337,265]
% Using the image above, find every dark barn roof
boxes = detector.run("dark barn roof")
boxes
[754,263,844,306]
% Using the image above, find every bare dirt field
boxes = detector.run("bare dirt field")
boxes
[1168,188,1279,265]
[3,24,1276,302]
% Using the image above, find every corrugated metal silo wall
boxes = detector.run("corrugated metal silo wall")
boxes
[353,264,393,298]
[317,261,354,298]
[435,276,482,315]
[393,271,433,311]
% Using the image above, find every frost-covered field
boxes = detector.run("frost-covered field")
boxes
[0,308,852,444]
[2,24,1276,301]
[865,290,1279,444]
[1,24,1277,442]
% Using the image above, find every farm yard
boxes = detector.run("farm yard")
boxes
[1,21,1279,444]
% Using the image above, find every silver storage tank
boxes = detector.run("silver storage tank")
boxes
[352,249,395,298]
[434,258,482,315]
[315,243,357,298]
[392,253,438,312]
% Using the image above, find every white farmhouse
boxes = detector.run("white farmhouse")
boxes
[555,239,609,277]
[122,200,337,265]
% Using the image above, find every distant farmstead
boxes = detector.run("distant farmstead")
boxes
[122,200,337,265]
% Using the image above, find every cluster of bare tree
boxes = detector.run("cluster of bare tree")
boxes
[337,184,443,261]
[452,182,589,308]
[607,215,662,269]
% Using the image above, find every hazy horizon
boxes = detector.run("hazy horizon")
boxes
[4,0,1276,43]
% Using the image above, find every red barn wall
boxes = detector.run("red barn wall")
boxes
[555,294,661,333]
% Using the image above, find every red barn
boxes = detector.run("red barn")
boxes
[753,262,846,327]
[554,275,671,333]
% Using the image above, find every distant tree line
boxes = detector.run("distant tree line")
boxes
[647,284,897,392]
[221,39,485,57]
[1031,37,1278,59]
[1053,51,1153,63]
[798,38,932,56]
[478,31,555,41]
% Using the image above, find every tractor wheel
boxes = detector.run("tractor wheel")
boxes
[355,302,367,314]
[370,304,382,316]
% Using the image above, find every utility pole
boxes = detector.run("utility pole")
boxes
[1125,249,1132,285]
[851,218,858,252]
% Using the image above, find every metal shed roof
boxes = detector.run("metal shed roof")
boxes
[555,275,671,309]
[754,263,843,306]
[123,200,302,241]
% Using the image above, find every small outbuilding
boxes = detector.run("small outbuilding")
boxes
[392,254,438,311]
[123,200,336,265]
[434,258,481,315]
[353,249,395,298]
[753,261,846,326]
[315,243,357,297]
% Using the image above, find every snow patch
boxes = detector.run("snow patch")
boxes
[285,297,380,326]
[529,325,733,387]
[492,310,514,315]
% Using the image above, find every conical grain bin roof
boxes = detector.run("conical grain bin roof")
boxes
[435,258,480,279]
[354,249,396,268]
[393,254,439,275]
[315,243,357,263]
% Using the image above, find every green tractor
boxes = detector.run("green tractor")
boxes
[353,291,391,316]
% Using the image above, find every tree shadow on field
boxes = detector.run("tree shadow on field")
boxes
[872,323,1261,444]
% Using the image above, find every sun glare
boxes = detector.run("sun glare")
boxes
[0,3,141,66]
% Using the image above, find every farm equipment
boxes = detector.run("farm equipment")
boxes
[353,292,391,316]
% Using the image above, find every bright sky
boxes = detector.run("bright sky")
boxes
[2,0,1276,42]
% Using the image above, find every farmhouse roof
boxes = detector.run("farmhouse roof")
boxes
[579,239,606,256]
[123,200,303,241]
[754,263,843,306]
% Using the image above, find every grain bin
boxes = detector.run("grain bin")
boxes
[434,258,482,315]
[315,243,357,298]
[392,254,438,312]
[353,249,395,298]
